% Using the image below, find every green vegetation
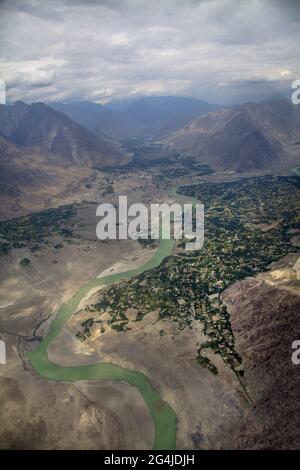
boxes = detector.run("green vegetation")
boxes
[102,139,213,183]
[0,204,78,254]
[196,355,218,375]
[19,257,31,267]
[90,176,300,378]
[21,175,300,447]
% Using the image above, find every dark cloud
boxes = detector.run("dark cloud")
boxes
[0,0,299,104]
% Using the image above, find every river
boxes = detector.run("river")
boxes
[28,187,199,450]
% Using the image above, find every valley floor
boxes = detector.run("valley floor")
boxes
[0,141,300,449]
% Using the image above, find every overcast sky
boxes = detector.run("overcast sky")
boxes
[0,0,299,105]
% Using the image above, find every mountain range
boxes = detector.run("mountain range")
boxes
[1,96,300,218]
[50,96,219,140]
[0,101,126,168]
[0,101,129,218]
[161,99,300,172]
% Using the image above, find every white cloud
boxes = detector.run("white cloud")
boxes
[0,0,299,104]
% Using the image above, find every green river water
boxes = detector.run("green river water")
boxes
[27,188,199,450]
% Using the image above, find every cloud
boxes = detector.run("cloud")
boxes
[0,0,299,104]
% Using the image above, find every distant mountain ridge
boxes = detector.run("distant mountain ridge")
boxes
[50,100,147,141]
[50,96,220,140]
[161,99,300,172]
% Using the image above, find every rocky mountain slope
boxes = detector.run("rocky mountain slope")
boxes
[0,101,131,218]
[0,135,93,219]
[0,101,127,168]
[222,253,300,448]
[162,99,300,172]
